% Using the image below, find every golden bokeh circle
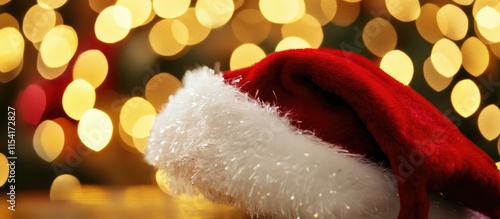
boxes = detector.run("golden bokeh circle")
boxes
[385,0,421,22]
[230,43,266,70]
[116,0,152,28]
[379,50,414,85]
[33,120,65,162]
[62,79,96,120]
[153,0,190,19]
[431,38,462,78]
[423,57,453,92]
[178,8,211,46]
[451,79,481,118]
[40,25,78,68]
[0,153,7,187]
[305,0,337,26]
[73,50,108,89]
[149,19,187,57]
[195,0,235,29]
[231,9,271,44]
[331,0,360,26]
[145,73,183,111]
[362,17,397,57]
[78,109,113,152]
[95,5,132,44]
[475,6,500,43]
[37,0,67,9]
[436,4,469,41]
[50,174,81,201]
[37,51,67,80]
[22,4,56,43]
[478,104,500,141]
[416,3,443,44]
[282,14,323,48]
[461,37,490,77]
[0,13,20,30]
[120,97,156,136]
[0,27,24,73]
[260,0,305,24]
[275,36,311,51]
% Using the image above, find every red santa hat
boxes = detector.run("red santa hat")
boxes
[145,48,499,219]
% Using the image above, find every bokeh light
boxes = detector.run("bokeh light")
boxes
[195,0,235,29]
[491,42,500,59]
[416,3,443,44]
[305,0,336,26]
[431,38,462,78]
[282,14,323,48]
[95,5,132,44]
[260,0,305,24]
[0,13,20,30]
[385,0,420,22]
[478,104,500,141]
[423,58,453,92]
[331,0,359,26]
[451,79,481,118]
[230,43,266,70]
[88,0,116,13]
[231,9,271,44]
[453,0,474,6]
[155,169,171,195]
[275,36,311,51]
[116,0,152,28]
[0,27,24,73]
[145,73,183,111]
[379,50,414,85]
[18,84,46,125]
[37,51,68,80]
[0,58,22,83]
[62,79,96,120]
[461,37,489,77]
[73,50,109,88]
[37,0,67,9]
[120,97,156,136]
[132,115,155,153]
[50,174,82,201]
[33,120,65,162]
[40,25,78,68]
[0,153,8,187]
[476,6,500,43]
[153,0,190,19]
[149,19,187,57]
[178,8,211,45]
[437,4,469,41]
[22,4,56,43]
[78,109,113,152]
[0,0,10,5]
[473,0,499,19]
[362,17,397,57]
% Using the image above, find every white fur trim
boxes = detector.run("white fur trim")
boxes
[145,67,482,219]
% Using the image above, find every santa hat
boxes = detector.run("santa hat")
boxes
[145,48,499,219]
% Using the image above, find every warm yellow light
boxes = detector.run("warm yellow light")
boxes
[436,4,469,41]
[496,161,500,170]
[230,44,266,70]
[231,9,271,44]
[62,79,96,120]
[73,50,108,88]
[179,8,211,45]
[473,0,499,18]
[275,36,311,51]
[155,169,172,195]
[50,174,81,201]
[22,4,56,43]
[0,0,10,5]
[0,58,22,83]
[132,115,155,153]
[37,52,67,80]
[451,79,481,118]
[172,20,189,45]
[331,0,360,26]
[431,38,462,78]
[476,6,500,43]
[0,13,20,30]
[379,50,413,85]
[478,104,500,140]
[259,0,305,24]
[119,123,135,148]
[416,4,443,44]
[40,25,78,68]
[0,27,24,73]
[149,19,186,56]
[385,0,420,22]
[153,0,190,19]
[453,0,474,5]
[33,120,65,162]
[116,0,152,28]
[88,0,116,13]
[95,5,132,43]
[38,0,67,9]
[305,0,337,26]
[195,0,234,29]
[282,14,323,48]
[132,136,148,154]
[461,37,489,77]
[145,73,183,111]
[498,140,500,158]
[0,153,9,187]
[362,17,397,57]
[78,109,113,152]
[491,42,500,59]
[423,58,453,92]
[120,97,156,136]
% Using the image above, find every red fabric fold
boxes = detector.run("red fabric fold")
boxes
[223,48,500,219]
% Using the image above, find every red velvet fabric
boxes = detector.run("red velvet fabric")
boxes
[223,48,500,219]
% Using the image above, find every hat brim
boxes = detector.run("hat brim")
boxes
[145,67,483,219]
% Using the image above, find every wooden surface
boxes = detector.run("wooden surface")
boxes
[0,185,251,219]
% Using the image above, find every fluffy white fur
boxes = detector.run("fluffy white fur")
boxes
[145,67,483,219]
